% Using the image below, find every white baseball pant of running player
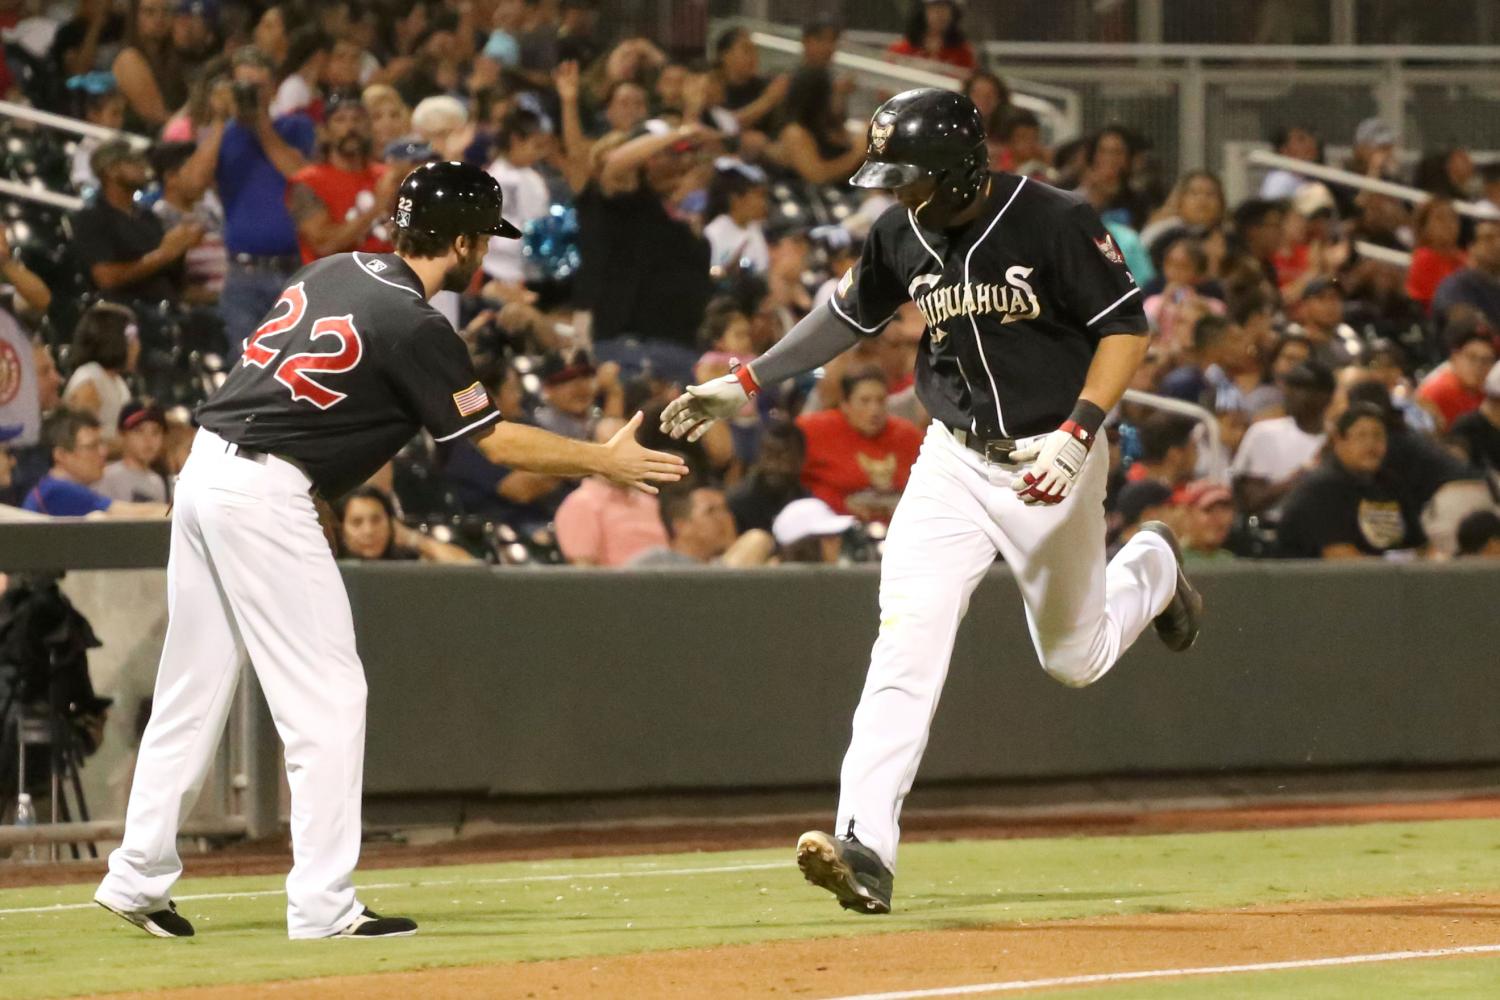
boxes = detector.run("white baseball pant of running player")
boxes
[95,428,369,938]
[836,421,1178,871]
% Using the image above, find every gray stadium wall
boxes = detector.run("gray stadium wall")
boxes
[3,521,1497,801]
[343,561,1500,796]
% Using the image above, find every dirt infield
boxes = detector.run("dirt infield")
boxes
[7,794,1500,890]
[92,893,1500,999]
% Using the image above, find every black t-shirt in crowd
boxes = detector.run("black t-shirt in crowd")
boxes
[1448,411,1500,471]
[73,199,183,303]
[728,473,808,534]
[574,182,711,347]
[1276,459,1419,558]
[832,173,1148,440]
[197,252,500,499]
[722,76,768,111]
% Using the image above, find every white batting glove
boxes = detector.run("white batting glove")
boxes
[1011,420,1094,506]
[660,374,749,442]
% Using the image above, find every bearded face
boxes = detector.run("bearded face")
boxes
[441,236,490,292]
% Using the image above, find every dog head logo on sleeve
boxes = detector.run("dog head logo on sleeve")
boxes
[1094,233,1126,265]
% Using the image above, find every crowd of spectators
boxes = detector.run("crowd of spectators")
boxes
[0,0,1498,567]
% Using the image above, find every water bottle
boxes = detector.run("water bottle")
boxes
[14,793,37,863]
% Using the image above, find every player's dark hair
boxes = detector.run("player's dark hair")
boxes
[1192,314,1232,354]
[393,227,460,259]
[1334,401,1387,437]
[655,475,702,539]
[43,408,101,456]
[997,107,1040,143]
[72,303,134,372]
[903,0,966,50]
[840,366,888,402]
[1137,413,1196,463]
[335,485,398,559]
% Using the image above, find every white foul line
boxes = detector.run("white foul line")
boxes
[820,943,1500,999]
[0,861,784,916]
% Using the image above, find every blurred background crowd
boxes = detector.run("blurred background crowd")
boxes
[0,0,1497,568]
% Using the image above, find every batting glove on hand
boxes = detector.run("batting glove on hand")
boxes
[660,374,748,442]
[1011,420,1093,506]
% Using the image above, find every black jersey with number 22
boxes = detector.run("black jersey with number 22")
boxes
[197,252,500,499]
[830,173,1149,440]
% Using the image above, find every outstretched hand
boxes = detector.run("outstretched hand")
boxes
[601,412,689,494]
[659,373,749,442]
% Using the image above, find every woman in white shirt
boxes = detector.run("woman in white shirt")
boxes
[62,303,137,445]
[702,158,770,277]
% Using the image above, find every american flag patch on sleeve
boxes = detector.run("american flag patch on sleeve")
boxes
[452,382,490,416]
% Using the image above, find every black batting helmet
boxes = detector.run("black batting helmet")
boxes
[392,160,522,242]
[851,88,988,215]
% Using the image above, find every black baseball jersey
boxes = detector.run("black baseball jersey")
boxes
[197,252,499,498]
[831,173,1148,440]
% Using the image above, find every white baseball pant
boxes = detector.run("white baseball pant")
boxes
[95,428,368,938]
[836,421,1178,870]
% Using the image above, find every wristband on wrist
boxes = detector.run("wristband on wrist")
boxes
[731,359,760,397]
[1066,399,1107,441]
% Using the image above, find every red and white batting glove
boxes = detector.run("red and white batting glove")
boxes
[660,360,757,442]
[1011,419,1093,506]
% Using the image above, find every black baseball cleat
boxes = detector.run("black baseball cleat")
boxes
[796,831,893,914]
[1138,520,1203,652]
[333,908,418,938]
[96,898,195,938]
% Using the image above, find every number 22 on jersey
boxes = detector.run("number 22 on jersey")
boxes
[242,282,364,410]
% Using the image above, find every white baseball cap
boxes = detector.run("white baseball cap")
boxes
[773,498,857,547]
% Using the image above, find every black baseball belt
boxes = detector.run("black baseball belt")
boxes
[220,438,317,492]
[947,426,1046,466]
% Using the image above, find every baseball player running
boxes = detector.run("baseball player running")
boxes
[662,89,1202,914]
[95,162,686,939]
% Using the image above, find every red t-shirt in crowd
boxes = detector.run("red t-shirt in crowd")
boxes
[1416,364,1485,429]
[796,409,923,517]
[1406,247,1467,313]
[886,38,977,70]
[287,161,392,264]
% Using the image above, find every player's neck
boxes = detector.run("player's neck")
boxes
[397,253,452,300]
[944,177,994,230]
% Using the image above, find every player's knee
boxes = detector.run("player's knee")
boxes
[1037,645,1107,689]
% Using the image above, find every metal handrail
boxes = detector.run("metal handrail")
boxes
[1353,241,1413,269]
[0,177,81,211]
[1247,150,1498,220]
[1122,390,1227,485]
[0,98,150,147]
[742,27,1079,142]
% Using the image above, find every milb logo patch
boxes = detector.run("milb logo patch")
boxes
[452,381,489,416]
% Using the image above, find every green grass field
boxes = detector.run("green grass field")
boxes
[3,818,1499,998]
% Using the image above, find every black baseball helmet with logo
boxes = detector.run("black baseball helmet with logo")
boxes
[392,160,522,242]
[851,88,988,220]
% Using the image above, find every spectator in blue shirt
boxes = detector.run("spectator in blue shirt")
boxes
[21,409,165,518]
[173,46,316,363]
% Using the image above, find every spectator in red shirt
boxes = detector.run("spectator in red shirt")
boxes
[1406,197,1466,314]
[286,89,401,263]
[1416,317,1497,430]
[797,368,922,521]
[888,1,976,71]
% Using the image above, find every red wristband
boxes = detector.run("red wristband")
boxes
[733,360,760,397]
[1059,419,1092,445]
